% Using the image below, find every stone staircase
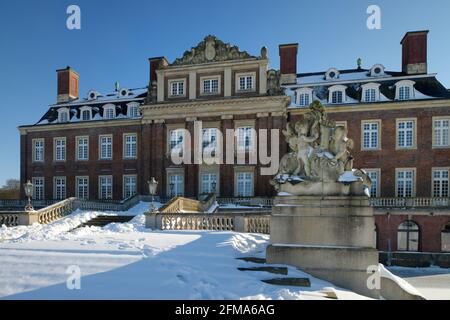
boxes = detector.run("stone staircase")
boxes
[78,215,135,228]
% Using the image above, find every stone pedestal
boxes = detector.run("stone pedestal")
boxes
[266,196,381,298]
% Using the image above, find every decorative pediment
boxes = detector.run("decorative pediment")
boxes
[171,35,257,66]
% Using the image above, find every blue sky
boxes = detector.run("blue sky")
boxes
[0,0,449,186]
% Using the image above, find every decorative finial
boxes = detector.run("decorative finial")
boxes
[357,58,362,69]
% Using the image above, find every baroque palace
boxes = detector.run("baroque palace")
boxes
[18,31,450,253]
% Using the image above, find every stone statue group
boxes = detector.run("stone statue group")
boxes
[272,101,371,196]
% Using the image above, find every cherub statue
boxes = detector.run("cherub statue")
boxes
[329,126,354,171]
[296,118,319,177]
[278,123,302,175]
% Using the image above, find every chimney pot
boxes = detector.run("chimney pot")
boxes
[401,30,429,75]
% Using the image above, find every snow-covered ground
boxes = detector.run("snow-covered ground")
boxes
[0,202,367,300]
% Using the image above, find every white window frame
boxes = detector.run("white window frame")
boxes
[76,136,89,161]
[123,133,138,159]
[369,64,386,77]
[123,175,137,199]
[433,117,450,148]
[98,175,113,200]
[168,128,186,156]
[361,120,381,150]
[80,106,92,121]
[168,79,186,97]
[296,88,313,107]
[395,168,416,198]
[99,134,113,160]
[53,137,66,162]
[235,170,254,197]
[328,85,347,104]
[202,127,218,153]
[76,176,89,200]
[127,102,140,118]
[432,168,449,198]
[57,108,70,123]
[32,177,44,200]
[53,176,66,200]
[325,68,340,80]
[167,170,184,197]
[361,83,380,103]
[396,118,417,150]
[103,104,116,119]
[201,76,221,95]
[199,171,219,195]
[236,126,255,152]
[364,169,381,198]
[32,138,45,162]
[236,72,256,92]
[395,80,415,101]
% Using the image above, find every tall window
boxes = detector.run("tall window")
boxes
[331,90,344,104]
[99,135,113,160]
[76,137,89,161]
[32,177,44,200]
[169,129,184,155]
[397,120,415,148]
[202,128,218,152]
[33,139,44,162]
[201,173,218,194]
[81,109,91,121]
[58,110,69,123]
[364,88,377,102]
[99,176,113,200]
[124,134,137,159]
[123,175,137,199]
[298,93,310,106]
[169,174,184,197]
[397,221,420,252]
[434,118,450,147]
[202,78,219,94]
[398,86,411,100]
[238,75,253,91]
[170,81,184,96]
[362,121,380,150]
[366,170,380,197]
[236,172,253,197]
[76,177,89,199]
[54,138,66,162]
[236,127,254,151]
[54,177,66,200]
[433,169,449,197]
[396,170,414,198]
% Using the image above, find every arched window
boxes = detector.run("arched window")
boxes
[328,85,347,104]
[127,102,140,118]
[57,108,70,123]
[441,222,450,252]
[395,80,415,101]
[80,106,91,121]
[397,220,420,252]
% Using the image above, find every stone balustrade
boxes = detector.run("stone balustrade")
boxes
[217,197,273,207]
[146,211,271,234]
[370,197,450,208]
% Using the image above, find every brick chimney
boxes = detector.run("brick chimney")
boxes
[279,43,298,85]
[401,30,429,75]
[56,66,79,103]
[148,57,168,85]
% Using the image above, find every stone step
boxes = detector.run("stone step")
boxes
[78,215,135,228]
[236,257,267,264]
[238,266,288,275]
[261,277,311,287]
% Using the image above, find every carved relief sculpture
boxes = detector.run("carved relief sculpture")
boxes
[271,101,372,196]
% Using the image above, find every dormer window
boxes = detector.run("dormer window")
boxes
[127,102,140,118]
[169,79,185,97]
[370,64,385,77]
[57,108,70,123]
[325,68,340,80]
[103,104,116,119]
[328,85,346,104]
[80,106,92,121]
[296,88,313,107]
[395,80,415,101]
[361,83,381,103]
